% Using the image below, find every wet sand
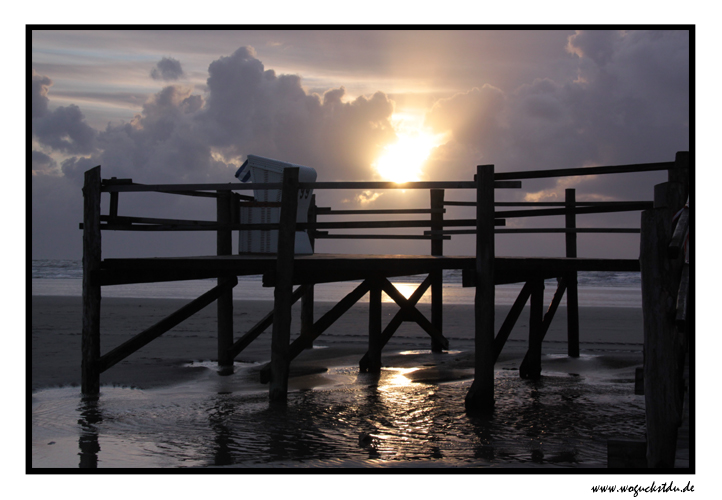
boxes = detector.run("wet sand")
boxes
[31,295,644,391]
[31,294,663,472]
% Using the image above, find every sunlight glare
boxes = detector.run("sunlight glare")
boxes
[373,114,445,183]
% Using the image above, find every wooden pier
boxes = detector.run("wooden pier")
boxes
[80,153,690,466]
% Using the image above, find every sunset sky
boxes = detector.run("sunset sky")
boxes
[30,29,691,260]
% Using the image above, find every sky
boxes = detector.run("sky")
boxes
[30,29,691,260]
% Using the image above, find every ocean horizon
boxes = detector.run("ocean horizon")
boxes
[31,259,642,308]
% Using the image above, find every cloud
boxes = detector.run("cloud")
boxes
[34,46,397,191]
[31,70,97,155]
[150,57,185,81]
[423,29,688,203]
[31,150,57,175]
[566,30,619,67]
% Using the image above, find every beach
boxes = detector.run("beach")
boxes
[32,292,648,469]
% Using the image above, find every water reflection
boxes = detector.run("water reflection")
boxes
[35,365,644,468]
[77,396,102,469]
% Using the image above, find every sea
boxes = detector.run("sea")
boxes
[31,259,647,470]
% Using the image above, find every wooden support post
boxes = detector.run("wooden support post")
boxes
[109,178,119,221]
[519,279,545,380]
[82,166,102,396]
[368,278,383,373]
[565,188,580,358]
[261,279,371,383]
[465,164,495,413]
[217,190,234,375]
[301,194,316,349]
[641,153,689,468]
[229,285,309,360]
[430,189,445,352]
[269,167,300,401]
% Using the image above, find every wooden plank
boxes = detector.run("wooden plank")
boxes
[493,281,533,363]
[217,191,234,374]
[429,228,641,235]
[98,277,238,373]
[380,278,449,350]
[315,234,451,240]
[316,208,446,215]
[228,285,309,359]
[495,202,653,219]
[100,215,218,227]
[82,166,102,395]
[494,161,674,180]
[465,164,496,413]
[102,180,520,193]
[269,167,300,401]
[444,200,653,207]
[359,276,432,372]
[566,189,580,358]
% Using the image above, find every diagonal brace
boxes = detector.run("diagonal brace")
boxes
[379,277,449,350]
[98,276,238,373]
[228,285,309,359]
[260,279,372,383]
[359,274,432,372]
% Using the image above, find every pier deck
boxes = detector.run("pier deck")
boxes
[98,253,640,287]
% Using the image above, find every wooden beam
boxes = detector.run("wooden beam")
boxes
[301,195,317,349]
[493,281,533,363]
[217,191,234,375]
[641,176,688,467]
[429,228,641,235]
[367,279,383,373]
[465,164,496,413]
[430,188,445,353]
[494,161,674,180]
[316,208,446,215]
[495,202,653,219]
[82,166,102,396]
[519,280,545,380]
[102,180,520,193]
[566,189,580,358]
[269,167,300,402]
[98,277,238,373]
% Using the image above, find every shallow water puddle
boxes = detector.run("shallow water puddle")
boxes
[31,364,645,468]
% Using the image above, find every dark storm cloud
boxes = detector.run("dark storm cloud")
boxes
[31,150,57,175]
[424,29,688,204]
[32,70,97,155]
[150,56,185,81]
[197,46,395,180]
[34,45,396,194]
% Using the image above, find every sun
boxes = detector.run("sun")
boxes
[373,117,443,183]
